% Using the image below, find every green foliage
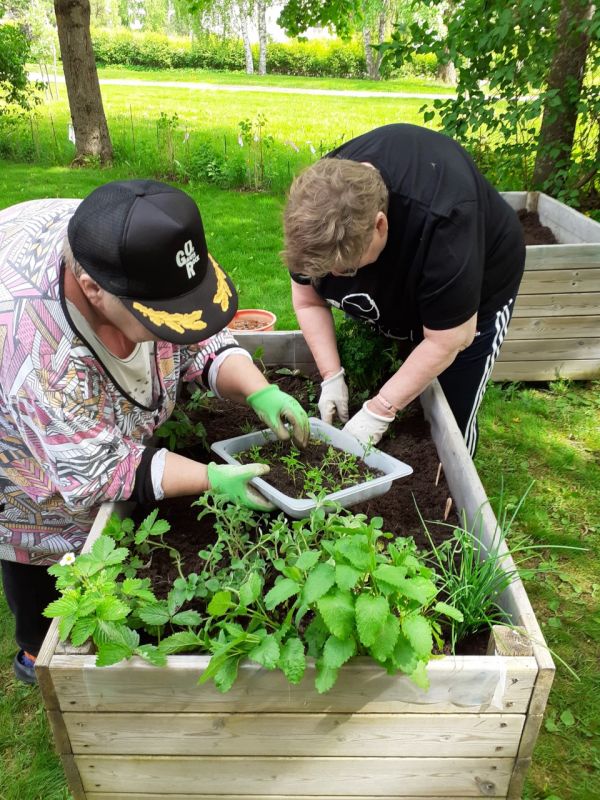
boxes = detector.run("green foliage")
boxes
[0,24,37,113]
[380,0,600,200]
[335,314,403,399]
[90,27,371,78]
[46,500,460,694]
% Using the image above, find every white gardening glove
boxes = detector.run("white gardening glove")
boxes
[318,368,349,424]
[342,402,393,447]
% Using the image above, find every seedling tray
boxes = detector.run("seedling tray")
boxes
[211,417,413,518]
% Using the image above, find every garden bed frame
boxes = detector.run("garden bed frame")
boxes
[37,334,554,800]
[495,191,600,381]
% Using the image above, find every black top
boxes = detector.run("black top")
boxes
[291,124,525,342]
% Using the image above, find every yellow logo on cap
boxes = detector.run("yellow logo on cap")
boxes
[132,302,208,334]
[210,255,232,312]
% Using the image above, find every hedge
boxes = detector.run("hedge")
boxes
[90,28,437,79]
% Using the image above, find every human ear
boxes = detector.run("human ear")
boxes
[375,211,388,236]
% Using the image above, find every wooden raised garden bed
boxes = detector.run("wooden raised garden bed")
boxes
[36,334,554,800]
[495,191,600,381]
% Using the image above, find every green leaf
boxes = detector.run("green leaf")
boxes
[323,634,356,669]
[135,644,167,667]
[43,596,79,618]
[402,614,433,658]
[434,601,464,622]
[315,662,339,694]
[159,631,204,655]
[560,709,575,727]
[304,614,329,657]
[70,617,96,647]
[317,589,355,639]
[372,564,407,589]
[213,655,241,693]
[302,562,336,604]
[295,550,321,571]
[335,563,362,590]
[410,659,430,690]
[264,578,300,611]
[91,535,117,561]
[369,614,400,662]
[239,572,262,607]
[95,642,132,667]
[248,634,280,669]
[139,602,170,627]
[278,637,306,684]
[398,576,437,605]
[96,597,131,622]
[391,633,418,675]
[355,594,389,648]
[335,535,371,571]
[207,590,233,616]
[171,610,203,627]
[58,615,76,642]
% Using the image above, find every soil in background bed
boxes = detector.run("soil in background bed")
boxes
[134,372,488,655]
[518,209,558,245]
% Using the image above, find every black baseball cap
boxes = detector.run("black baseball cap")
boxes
[67,179,238,344]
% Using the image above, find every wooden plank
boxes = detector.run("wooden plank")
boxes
[75,755,513,797]
[64,711,524,758]
[87,795,504,800]
[49,654,537,714]
[507,757,532,800]
[492,359,600,381]
[499,337,600,360]
[523,245,600,270]
[537,192,600,244]
[420,381,554,682]
[505,315,600,339]
[519,268,600,293]
[60,753,88,800]
[513,292,600,316]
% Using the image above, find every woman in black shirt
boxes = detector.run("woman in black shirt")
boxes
[284,124,525,454]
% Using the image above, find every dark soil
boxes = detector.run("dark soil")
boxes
[237,437,384,499]
[228,319,265,330]
[133,371,490,656]
[518,209,558,245]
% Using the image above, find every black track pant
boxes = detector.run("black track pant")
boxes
[1,559,59,656]
[438,299,515,457]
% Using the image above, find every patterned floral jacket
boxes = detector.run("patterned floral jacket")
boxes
[0,199,236,565]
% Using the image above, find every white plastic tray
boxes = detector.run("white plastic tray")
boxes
[211,417,413,518]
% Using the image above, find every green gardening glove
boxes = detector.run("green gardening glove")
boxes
[207,462,275,512]
[246,384,310,448]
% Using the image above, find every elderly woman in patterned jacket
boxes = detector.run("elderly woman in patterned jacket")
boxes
[284,124,525,453]
[0,180,309,684]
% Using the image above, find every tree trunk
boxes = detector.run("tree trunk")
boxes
[54,0,112,164]
[436,56,457,84]
[257,0,267,75]
[238,6,254,74]
[436,2,456,84]
[532,0,593,188]
[363,27,375,78]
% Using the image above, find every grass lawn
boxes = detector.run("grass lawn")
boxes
[33,63,457,95]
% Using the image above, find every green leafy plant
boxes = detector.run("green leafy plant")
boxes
[335,315,403,400]
[419,484,586,652]
[45,499,461,694]
[155,407,209,452]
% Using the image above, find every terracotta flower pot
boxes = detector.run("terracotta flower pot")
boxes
[227,309,277,332]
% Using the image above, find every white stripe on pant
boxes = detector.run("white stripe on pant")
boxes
[464,300,512,455]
